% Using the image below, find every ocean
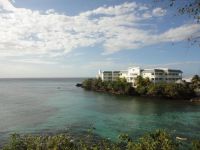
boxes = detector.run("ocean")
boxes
[0,78,199,144]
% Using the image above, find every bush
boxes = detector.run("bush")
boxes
[82,77,196,100]
[147,84,165,97]
[163,83,195,99]
[82,78,135,95]
[4,130,200,150]
[192,140,200,150]
[191,75,200,90]
[131,130,179,150]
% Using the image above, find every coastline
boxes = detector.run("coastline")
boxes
[77,81,198,101]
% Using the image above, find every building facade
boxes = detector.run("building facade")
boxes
[97,70,121,81]
[142,68,183,84]
[97,67,183,86]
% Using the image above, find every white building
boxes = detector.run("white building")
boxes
[141,68,183,83]
[97,70,120,81]
[97,67,183,86]
[124,67,142,85]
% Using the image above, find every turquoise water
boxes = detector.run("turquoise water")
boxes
[0,78,200,143]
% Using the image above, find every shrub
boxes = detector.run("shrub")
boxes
[3,130,200,150]
[82,77,196,99]
[131,130,179,150]
[192,140,200,150]
[147,84,165,97]
[163,83,195,99]
[82,78,135,95]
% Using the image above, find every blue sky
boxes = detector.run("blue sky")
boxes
[0,0,199,77]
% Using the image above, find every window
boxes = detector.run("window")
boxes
[151,73,154,75]
[152,78,154,80]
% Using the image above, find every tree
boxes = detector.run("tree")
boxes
[82,78,93,90]
[163,83,195,99]
[135,76,151,87]
[156,0,200,22]
[191,75,200,89]
[147,84,165,97]
[135,76,151,95]
[169,0,200,22]
[156,0,200,46]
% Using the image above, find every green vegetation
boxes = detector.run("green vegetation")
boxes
[191,75,200,90]
[82,78,135,95]
[3,130,200,150]
[135,76,196,99]
[168,0,200,23]
[82,76,197,100]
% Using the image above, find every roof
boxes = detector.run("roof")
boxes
[103,71,121,73]
[167,69,183,73]
[142,69,164,73]
[157,68,183,73]
[120,70,128,73]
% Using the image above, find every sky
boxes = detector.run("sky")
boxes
[0,0,199,78]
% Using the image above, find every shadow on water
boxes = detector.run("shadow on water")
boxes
[79,90,200,140]
[83,90,199,115]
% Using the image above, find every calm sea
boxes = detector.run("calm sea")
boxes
[0,78,200,144]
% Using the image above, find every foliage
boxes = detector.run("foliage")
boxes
[130,130,179,150]
[3,130,200,150]
[146,83,195,99]
[164,83,195,99]
[82,78,135,95]
[156,0,200,46]
[147,83,165,97]
[135,76,151,87]
[169,0,200,22]
[82,76,196,99]
[134,76,151,95]
[3,133,77,150]
[134,76,196,99]
[191,75,200,90]
[192,140,200,150]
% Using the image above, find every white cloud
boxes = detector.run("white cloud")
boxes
[0,0,199,58]
[11,58,58,65]
[159,24,200,42]
[0,0,16,11]
[147,61,200,67]
[152,7,166,17]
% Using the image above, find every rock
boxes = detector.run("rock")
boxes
[190,97,200,102]
[176,136,187,141]
[76,83,82,87]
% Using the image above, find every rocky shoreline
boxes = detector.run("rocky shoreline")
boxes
[76,82,199,101]
[190,97,200,102]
